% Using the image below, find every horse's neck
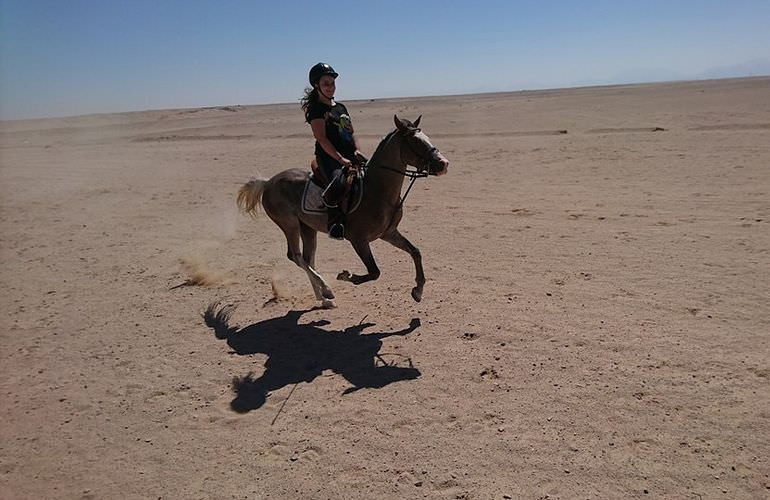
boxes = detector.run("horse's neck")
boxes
[366,133,406,202]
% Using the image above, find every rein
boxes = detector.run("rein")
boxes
[366,164,428,210]
[370,163,429,179]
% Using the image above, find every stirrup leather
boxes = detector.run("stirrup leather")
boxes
[321,171,347,208]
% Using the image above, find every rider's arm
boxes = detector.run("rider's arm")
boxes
[351,133,366,165]
[310,119,352,167]
[352,132,363,156]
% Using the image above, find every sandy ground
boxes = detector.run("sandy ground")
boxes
[1,77,769,499]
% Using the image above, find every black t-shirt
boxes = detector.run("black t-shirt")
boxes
[306,101,356,163]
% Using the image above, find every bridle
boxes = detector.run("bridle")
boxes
[361,129,440,209]
[365,129,441,177]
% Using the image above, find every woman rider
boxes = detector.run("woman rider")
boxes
[301,62,367,240]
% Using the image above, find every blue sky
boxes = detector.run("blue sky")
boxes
[1,0,769,119]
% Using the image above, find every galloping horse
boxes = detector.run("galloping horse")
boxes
[237,115,449,308]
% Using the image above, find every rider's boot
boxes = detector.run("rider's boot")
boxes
[328,206,345,240]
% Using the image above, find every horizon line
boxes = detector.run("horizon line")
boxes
[2,75,769,124]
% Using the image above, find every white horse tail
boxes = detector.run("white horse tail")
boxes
[236,177,268,216]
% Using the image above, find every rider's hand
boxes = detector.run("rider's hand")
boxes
[339,156,353,169]
[354,150,369,166]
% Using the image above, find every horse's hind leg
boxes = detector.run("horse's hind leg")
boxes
[299,222,317,268]
[381,229,424,302]
[337,240,381,285]
[281,220,335,306]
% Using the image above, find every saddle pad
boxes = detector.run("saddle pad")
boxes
[301,179,327,214]
[301,173,365,215]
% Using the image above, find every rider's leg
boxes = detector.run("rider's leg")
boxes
[322,168,345,206]
[321,166,346,239]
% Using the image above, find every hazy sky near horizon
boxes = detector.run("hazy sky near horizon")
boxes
[1,0,769,119]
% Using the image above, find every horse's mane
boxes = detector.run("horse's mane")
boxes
[367,129,399,168]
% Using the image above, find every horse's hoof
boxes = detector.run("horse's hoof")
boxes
[321,299,336,309]
[411,287,423,302]
[337,270,351,282]
[321,287,335,300]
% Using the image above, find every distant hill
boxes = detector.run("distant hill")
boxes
[698,57,770,79]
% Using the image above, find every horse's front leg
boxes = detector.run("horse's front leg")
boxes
[381,229,424,302]
[337,240,381,285]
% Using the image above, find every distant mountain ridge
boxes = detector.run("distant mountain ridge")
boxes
[698,57,770,79]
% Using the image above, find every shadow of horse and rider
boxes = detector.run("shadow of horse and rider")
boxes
[203,303,422,413]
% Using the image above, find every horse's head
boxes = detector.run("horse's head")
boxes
[394,115,449,176]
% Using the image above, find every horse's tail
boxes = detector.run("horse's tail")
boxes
[236,177,268,216]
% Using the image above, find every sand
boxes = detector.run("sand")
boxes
[1,77,769,499]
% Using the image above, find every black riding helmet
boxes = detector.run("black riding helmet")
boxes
[309,62,338,86]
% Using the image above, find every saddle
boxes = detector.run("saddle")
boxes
[302,158,364,215]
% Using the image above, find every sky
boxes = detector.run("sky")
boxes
[1,0,769,120]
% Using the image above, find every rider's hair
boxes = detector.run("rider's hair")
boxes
[300,86,319,120]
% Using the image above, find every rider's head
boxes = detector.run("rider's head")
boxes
[309,62,338,100]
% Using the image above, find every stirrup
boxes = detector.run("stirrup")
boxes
[328,223,345,240]
[322,198,339,209]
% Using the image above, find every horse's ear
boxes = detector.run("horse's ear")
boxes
[394,114,409,132]
[413,115,422,128]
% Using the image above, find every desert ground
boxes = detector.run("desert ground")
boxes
[1,77,769,499]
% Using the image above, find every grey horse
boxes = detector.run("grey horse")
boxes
[237,115,449,308]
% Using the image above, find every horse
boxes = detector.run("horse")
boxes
[237,115,449,308]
